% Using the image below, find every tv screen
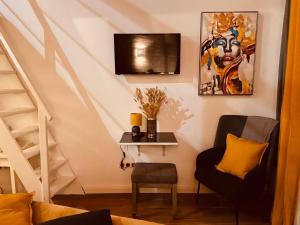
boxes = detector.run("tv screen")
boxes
[114,33,180,75]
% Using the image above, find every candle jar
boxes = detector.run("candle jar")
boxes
[147,118,157,138]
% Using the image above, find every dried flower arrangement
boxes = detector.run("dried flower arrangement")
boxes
[134,87,167,119]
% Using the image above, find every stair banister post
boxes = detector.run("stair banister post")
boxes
[38,107,50,202]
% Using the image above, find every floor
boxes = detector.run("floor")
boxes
[53,193,271,225]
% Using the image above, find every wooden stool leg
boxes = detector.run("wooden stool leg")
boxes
[132,183,137,217]
[172,184,177,219]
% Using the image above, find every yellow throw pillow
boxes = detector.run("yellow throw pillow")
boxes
[0,193,33,225]
[216,133,269,179]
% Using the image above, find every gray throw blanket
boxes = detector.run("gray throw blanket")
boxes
[241,116,278,143]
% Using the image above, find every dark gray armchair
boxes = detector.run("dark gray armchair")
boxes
[194,115,279,225]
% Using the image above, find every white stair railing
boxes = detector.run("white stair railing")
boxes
[0,31,52,202]
[38,108,50,202]
[0,32,51,121]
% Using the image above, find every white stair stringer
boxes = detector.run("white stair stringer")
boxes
[0,30,84,201]
[0,119,42,200]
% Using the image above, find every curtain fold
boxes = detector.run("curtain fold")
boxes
[296,186,300,225]
[272,0,300,224]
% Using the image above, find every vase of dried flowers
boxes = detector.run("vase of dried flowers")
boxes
[134,87,167,138]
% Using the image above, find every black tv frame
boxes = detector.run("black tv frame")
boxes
[114,33,181,75]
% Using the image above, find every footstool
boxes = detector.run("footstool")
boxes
[131,163,178,218]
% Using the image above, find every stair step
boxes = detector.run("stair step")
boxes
[22,141,57,159]
[22,145,40,159]
[0,89,26,94]
[0,107,36,117]
[35,159,67,179]
[0,141,57,159]
[0,146,40,159]
[50,176,75,197]
[0,70,15,75]
[11,125,39,138]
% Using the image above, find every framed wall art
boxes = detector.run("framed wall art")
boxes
[199,11,258,95]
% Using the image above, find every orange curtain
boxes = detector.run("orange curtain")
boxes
[272,0,300,224]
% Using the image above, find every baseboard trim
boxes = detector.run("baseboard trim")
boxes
[53,192,219,201]
[82,184,212,194]
[83,184,131,193]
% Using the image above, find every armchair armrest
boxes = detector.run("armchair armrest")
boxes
[32,202,86,224]
[32,202,163,225]
[196,147,224,169]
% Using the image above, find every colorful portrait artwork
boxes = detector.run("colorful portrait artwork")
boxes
[199,12,258,95]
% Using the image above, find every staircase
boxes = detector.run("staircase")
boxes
[0,31,83,202]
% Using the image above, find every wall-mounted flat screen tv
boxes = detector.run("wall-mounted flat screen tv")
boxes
[114,33,181,75]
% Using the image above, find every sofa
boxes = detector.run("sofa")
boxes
[32,201,162,225]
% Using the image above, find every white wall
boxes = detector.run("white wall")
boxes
[0,0,285,193]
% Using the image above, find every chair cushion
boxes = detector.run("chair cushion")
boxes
[0,193,33,225]
[216,133,268,179]
[195,165,244,201]
[132,163,177,184]
[195,148,266,201]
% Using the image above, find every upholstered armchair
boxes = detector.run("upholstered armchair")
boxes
[194,115,279,225]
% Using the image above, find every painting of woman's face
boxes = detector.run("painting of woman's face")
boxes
[214,34,241,68]
[199,12,257,95]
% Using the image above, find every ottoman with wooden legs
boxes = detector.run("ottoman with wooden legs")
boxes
[131,163,178,219]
